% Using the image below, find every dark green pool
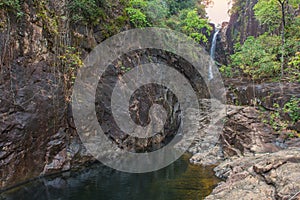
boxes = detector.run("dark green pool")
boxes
[0,154,220,200]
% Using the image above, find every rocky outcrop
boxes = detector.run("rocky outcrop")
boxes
[214,22,230,65]
[188,94,299,199]
[189,102,300,199]
[0,13,95,189]
[221,106,281,156]
[205,148,300,200]
[225,79,300,108]
[94,49,210,153]
[189,105,281,165]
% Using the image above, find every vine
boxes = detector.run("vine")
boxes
[34,0,59,36]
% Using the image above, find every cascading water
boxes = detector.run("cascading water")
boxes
[208,30,219,80]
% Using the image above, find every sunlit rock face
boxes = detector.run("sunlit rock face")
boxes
[205,148,300,200]
[215,0,267,64]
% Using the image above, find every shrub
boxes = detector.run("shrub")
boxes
[179,9,212,43]
[220,65,233,78]
[230,36,281,79]
[68,0,104,25]
[125,0,149,28]
[125,7,149,28]
[0,0,23,17]
[284,97,300,123]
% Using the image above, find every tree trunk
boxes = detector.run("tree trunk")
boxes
[278,0,286,79]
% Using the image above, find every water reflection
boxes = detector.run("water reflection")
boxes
[1,154,220,200]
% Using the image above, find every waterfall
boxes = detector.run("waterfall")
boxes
[208,30,219,80]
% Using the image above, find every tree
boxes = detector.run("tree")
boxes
[125,0,150,28]
[144,0,168,26]
[68,0,104,25]
[253,0,281,33]
[278,0,287,79]
[179,9,212,43]
[125,0,212,44]
[254,0,300,79]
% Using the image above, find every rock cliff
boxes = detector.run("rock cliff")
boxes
[215,0,267,64]
[0,0,212,189]
[0,0,129,189]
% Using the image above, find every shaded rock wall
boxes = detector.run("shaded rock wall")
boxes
[95,49,210,153]
[0,0,212,189]
[0,0,131,188]
[0,0,100,189]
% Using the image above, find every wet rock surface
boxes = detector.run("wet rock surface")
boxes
[0,9,215,189]
[0,0,97,189]
[0,62,64,188]
[94,49,211,153]
[221,106,281,156]
[193,103,300,200]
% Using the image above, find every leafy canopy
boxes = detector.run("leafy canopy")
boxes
[231,35,281,79]
[68,0,104,25]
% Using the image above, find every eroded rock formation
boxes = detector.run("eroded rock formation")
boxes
[206,148,300,200]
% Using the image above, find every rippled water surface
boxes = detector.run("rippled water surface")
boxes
[1,155,220,200]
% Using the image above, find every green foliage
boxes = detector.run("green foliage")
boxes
[253,0,281,33]
[68,0,104,25]
[286,52,300,82]
[125,0,149,28]
[269,103,283,130]
[125,0,169,27]
[283,97,300,123]
[285,15,300,77]
[128,0,148,8]
[124,0,211,44]
[34,1,59,35]
[179,9,212,43]
[260,98,299,134]
[254,0,300,31]
[219,65,233,78]
[144,0,168,26]
[0,0,23,17]
[120,65,132,73]
[231,35,281,79]
[259,33,281,55]
[59,46,83,84]
[251,0,300,82]
[165,15,181,30]
[261,103,288,131]
[166,0,197,15]
[101,15,129,38]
